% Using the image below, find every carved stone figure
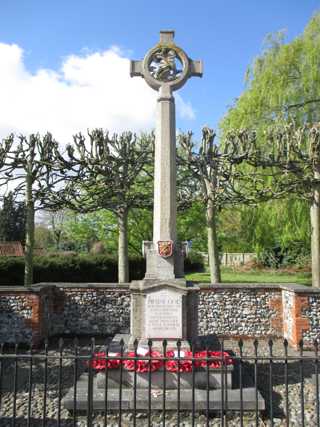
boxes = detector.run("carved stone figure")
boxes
[149,48,182,82]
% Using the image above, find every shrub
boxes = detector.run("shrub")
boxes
[0,255,144,285]
[0,253,204,285]
[258,242,310,269]
[185,251,205,273]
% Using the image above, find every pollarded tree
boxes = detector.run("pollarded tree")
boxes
[57,129,154,283]
[220,14,320,273]
[0,133,65,286]
[179,127,250,283]
[253,123,320,286]
[178,126,292,283]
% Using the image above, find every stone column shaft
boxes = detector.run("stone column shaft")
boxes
[153,86,176,244]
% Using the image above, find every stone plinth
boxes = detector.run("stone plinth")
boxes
[130,280,199,344]
[63,374,265,412]
[96,366,233,390]
[143,241,184,280]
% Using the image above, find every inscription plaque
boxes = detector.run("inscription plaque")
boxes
[145,289,182,338]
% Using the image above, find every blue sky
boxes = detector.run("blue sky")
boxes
[0,0,319,142]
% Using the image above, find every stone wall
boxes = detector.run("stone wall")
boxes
[0,294,32,343]
[198,285,283,338]
[0,285,56,346]
[303,294,320,343]
[0,282,319,349]
[53,284,130,336]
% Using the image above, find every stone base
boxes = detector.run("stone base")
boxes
[62,334,265,413]
[98,334,233,390]
[96,367,233,390]
[143,241,185,280]
[62,374,265,412]
[130,280,199,342]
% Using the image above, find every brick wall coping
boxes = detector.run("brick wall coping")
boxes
[0,282,317,294]
[0,284,57,293]
[197,283,317,293]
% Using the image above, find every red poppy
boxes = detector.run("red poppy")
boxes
[194,351,233,368]
[165,350,194,372]
[88,352,121,371]
[123,351,163,373]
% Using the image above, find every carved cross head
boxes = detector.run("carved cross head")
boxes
[130,30,203,92]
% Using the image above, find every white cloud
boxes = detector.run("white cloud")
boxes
[0,43,195,144]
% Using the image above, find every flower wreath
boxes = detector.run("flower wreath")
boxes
[165,350,193,373]
[88,352,121,371]
[194,351,234,368]
[123,351,163,373]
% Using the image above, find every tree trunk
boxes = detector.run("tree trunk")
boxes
[118,208,129,283]
[311,168,320,287]
[24,172,34,287]
[206,199,221,284]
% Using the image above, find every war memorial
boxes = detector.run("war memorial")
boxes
[60,30,265,413]
[1,28,320,426]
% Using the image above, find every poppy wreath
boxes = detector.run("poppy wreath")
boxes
[123,351,163,373]
[165,351,194,373]
[194,351,233,368]
[88,352,121,371]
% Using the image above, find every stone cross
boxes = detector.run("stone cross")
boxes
[130,30,203,280]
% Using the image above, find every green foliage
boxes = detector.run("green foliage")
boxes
[0,193,26,243]
[0,255,141,285]
[0,254,204,285]
[177,202,207,252]
[61,210,117,253]
[219,199,310,255]
[127,208,152,255]
[218,13,320,260]
[220,13,320,132]
[60,208,153,257]
[185,251,205,273]
[34,225,55,250]
[186,269,311,286]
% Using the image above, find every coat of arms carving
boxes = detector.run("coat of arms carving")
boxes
[157,240,173,258]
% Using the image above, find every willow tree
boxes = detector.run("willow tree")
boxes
[58,129,153,283]
[221,13,320,133]
[0,133,64,286]
[219,14,320,264]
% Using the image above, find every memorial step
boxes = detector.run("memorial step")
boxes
[96,363,233,390]
[62,375,265,412]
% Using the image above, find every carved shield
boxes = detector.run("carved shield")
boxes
[157,240,173,258]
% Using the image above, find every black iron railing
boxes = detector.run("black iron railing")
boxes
[0,338,319,426]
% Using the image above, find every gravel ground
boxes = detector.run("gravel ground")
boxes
[0,338,319,426]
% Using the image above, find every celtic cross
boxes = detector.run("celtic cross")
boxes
[130,30,203,280]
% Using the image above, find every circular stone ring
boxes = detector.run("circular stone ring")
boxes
[142,44,191,91]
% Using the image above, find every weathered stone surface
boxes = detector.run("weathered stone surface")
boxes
[131,31,202,281]
[0,295,32,343]
[59,288,130,336]
[63,376,265,411]
[130,280,198,341]
[2,283,320,348]
[145,287,182,338]
[198,288,282,337]
[303,295,320,343]
[96,368,233,390]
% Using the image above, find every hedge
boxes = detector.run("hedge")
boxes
[0,253,204,286]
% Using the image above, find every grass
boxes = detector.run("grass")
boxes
[186,267,312,286]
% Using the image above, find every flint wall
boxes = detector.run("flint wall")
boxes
[0,283,319,349]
